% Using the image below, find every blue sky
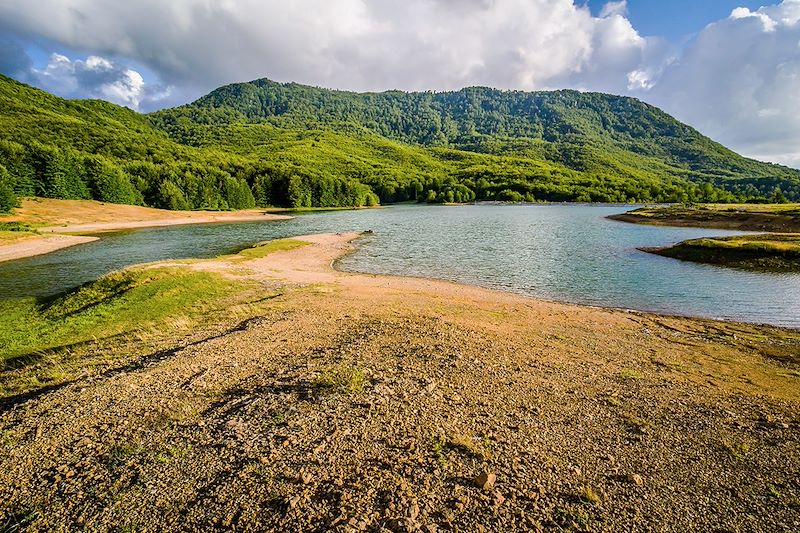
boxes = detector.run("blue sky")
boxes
[1,1,799,167]
[586,0,767,38]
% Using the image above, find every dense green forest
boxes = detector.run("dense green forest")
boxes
[1,74,799,214]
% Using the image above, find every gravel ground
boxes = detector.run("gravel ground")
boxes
[1,233,798,532]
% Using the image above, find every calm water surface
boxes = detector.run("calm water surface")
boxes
[1,204,798,328]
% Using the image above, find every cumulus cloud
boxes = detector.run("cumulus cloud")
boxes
[0,0,798,167]
[26,52,169,110]
[635,1,800,167]
[600,1,628,18]
[0,0,655,96]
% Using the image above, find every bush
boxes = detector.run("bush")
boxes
[0,165,18,213]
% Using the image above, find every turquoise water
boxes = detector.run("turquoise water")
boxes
[1,204,798,327]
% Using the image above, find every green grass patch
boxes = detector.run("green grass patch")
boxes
[649,234,800,272]
[0,267,240,364]
[0,221,34,232]
[0,221,38,243]
[234,238,309,260]
[0,266,256,398]
[312,366,366,395]
[619,368,643,380]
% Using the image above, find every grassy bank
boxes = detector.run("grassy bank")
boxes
[0,239,308,398]
[609,203,800,232]
[0,221,38,244]
[644,234,800,272]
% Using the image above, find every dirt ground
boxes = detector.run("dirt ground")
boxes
[1,233,798,532]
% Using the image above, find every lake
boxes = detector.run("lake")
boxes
[1,204,798,327]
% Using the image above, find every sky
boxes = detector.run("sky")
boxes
[0,1,798,168]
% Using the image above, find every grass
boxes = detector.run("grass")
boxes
[0,266,257,398]
[554,506,590,529]
[107,441,146,468]
[649,234,800,272]
[1,267,241,363]
[580,485,603,505]
[722,439,751,461]
[0,507,41,533]
[312,366,366,395]
[619,368,643,380]
[234,239,309,260]
[0,221,38,244]
[431,436,448,470]
[633,204,800,217]
[0,234,312,399]
[445,432,495,461]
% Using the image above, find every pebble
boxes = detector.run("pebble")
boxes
[628,473,644,486]
[475,471,496,491]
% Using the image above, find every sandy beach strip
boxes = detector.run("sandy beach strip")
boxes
[39,211,293,234]
[0,198,294,262]
[0,234,99,263]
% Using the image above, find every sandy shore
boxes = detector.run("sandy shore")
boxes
[0,198,292,262]
[1,232,798,531]
[40,212,293,235]
[0,234,100,262]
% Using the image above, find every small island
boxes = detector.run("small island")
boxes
[610,204,800,271]
[643,234,800,272]
[608,204,800,233]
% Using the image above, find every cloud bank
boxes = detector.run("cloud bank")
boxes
[0,0,798,166]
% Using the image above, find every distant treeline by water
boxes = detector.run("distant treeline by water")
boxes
[1,74,799,214]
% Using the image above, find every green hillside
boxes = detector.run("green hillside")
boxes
[1,73,799,214]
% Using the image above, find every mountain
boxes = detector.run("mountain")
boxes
[1,73,799,214]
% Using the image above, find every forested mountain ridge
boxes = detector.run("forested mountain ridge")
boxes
[155,79,800,200]
[1,73,799,214]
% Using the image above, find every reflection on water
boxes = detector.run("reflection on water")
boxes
[1,204,798,328]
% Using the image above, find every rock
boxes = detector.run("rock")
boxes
[627,473,644,486]
[409,503,420,520]
[475,471,496,491]
[493,490,506,507]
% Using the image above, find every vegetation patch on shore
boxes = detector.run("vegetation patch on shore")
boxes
[0,237,318,398]
[609,203,800,232]
[0,221,37,243]
[644,234,800,272]
[235,239,309,260]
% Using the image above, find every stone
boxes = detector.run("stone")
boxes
[627,473,644,486]
[475,471,496,491]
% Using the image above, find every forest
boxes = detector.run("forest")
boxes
[1,74,799,214]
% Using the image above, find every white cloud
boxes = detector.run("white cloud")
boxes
[637,1,800,168]
[0,0,655,96]
[730,6,778,32]
[0,0,798,168]
[30,53,154,109]
[600,1,628,18]
[627,69,655,90]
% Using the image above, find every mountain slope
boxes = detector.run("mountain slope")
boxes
[155,78,800,199]
[1,74,799,215]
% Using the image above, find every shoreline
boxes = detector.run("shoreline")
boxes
[0,234,100,262]
[607,205,800,233]
[41,212,293,235]
[1,231,798,530]
[0,198,293,263]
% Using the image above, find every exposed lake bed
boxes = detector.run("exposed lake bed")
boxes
[1,231,798,531]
